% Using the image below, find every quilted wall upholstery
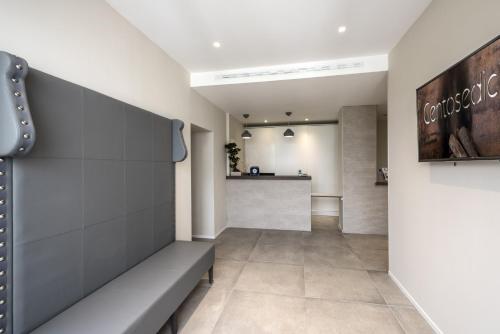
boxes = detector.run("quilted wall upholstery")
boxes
[12,69,176,334]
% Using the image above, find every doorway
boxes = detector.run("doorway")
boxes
[190,124,215,239]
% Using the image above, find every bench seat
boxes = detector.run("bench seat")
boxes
[32,241,215,334]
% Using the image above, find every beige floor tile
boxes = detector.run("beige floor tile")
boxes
[215,240,257,261]
[305,244,364,270]
[345,233,388,250]
[179,287,232,334]
[258,230,305,244]
[305,265,384,304]
[202,259,246,289]
[249,241,304,265]
[354,248,389,271]
[213,290,306,334]
[217,228,262,243]
[392,306,435,334]
[369,271,411,306]
[303,230,349,248]
[311,216,340,232]
[306,299,404,334]
[235,262,305,297]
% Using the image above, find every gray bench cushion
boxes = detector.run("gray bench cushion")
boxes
[31,241,214,334]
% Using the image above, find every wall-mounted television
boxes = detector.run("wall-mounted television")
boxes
[417,35,499,162]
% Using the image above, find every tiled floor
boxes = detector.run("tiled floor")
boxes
[159,216,434,334]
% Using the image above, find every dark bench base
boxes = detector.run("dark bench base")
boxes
[169,265,213,334]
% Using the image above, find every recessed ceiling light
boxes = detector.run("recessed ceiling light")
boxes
[212,41,221,48]
[338,26,347,33]
[305,118,309,121]
[264,120,268,123]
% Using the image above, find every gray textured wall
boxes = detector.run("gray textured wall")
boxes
[340,106,387,235]
[226,179,311,231]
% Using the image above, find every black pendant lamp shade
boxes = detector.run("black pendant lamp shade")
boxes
[283,111,294,138]
[241,129,252,139]
[241,113,252,139]
[283,128,294,137]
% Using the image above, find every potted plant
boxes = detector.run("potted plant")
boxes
[225,142,242,176]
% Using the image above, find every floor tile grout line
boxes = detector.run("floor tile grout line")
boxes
[304,295,403,307]
[210,255,250,333]
[388,304,411,334]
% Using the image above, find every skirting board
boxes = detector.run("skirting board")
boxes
[388,271,442,334]
[311,209,339,216]
[192,225,227,240]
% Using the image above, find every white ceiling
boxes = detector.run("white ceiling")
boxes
[107,0,430,121]
[195,71,387,123]
[107,0,430,72]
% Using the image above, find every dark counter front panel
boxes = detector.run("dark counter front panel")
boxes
[226,175,311,180]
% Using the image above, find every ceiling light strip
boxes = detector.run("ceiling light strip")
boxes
[190,54,388,87]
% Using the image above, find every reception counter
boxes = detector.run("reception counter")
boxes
[226,175,312,231]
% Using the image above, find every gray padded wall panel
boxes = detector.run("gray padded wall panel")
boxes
[13,69,177,334]
[0,158,12,334]
[0,52,35,157]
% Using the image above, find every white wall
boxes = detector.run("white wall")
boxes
[191,127,214,238]
[0,0,227,240]
[388,0,500,333]
[245,124,340,215]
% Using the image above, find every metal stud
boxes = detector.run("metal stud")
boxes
[0,228,4,233]
[0,327,5,333]
[0,271,5,277]
[18,147,25,152]
[17,105,24,111]
[14,91,21,97]
[16,64,23,70]
[0,172,4,176]
[0,243,4,248]
[11,77,18,83]
[0,286,4,291]
[0,200,4,205]
[0,186,4,191]
[0,257,4,262]
[21,120,28,126]
[0,300,5,305]
[0,158,3,162]
[23,133,30,139]
[0,314,4,319]
[0,214,4,219]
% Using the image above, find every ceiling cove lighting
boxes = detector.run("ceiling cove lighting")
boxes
[190,55,388,87]
[283,112,295,138]
[338,26,347,33]
[241,114,252,139]
[212,41,221,48]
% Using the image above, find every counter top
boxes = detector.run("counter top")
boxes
[226,175,311,180]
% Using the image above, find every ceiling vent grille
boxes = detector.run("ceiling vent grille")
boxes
[190,55,388,87]
[218,61,364,80]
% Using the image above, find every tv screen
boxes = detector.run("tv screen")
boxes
[416,36,499,161]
